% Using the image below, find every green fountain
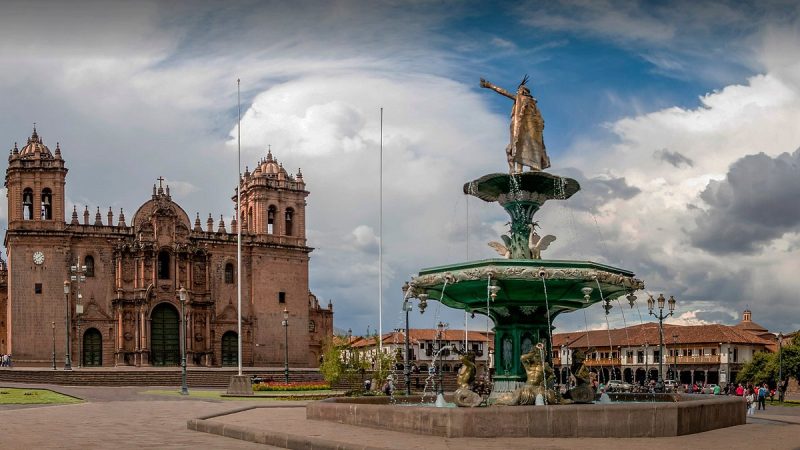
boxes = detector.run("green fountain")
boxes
[308,77,745,438]
[406,76,645,403]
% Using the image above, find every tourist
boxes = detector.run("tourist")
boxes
[713,384,721,395]
[745,389,755,415]
[736,383,744,396]
[758,383,768,410]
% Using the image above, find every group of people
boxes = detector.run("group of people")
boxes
[732,383,772,415]
[0,354,12,367]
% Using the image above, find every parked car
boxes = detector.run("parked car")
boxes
[664,379,678,392]
[606,380,635,392]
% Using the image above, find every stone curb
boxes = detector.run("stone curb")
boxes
[188,406,387,450]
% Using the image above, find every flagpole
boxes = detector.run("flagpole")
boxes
[378,107,383,354]
[237,78,243,377]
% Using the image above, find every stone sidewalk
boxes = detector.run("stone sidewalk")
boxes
[192,403,800,450]
[1,382,798,449]
[0,383,280,449]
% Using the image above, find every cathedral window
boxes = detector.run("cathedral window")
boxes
[278,291,286,304]
[22,188,34,220]
[41,188,52,220]
[84,255,95,277]
[157,251,170,279]
[224,263,234,284]
[285,208,294,236]
[267,205,276,234]
[308,320,316,332]
[35,283,42,294]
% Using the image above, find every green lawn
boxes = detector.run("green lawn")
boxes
[767,399,800,407]
[0,388,82,405]
[141,389,337,400]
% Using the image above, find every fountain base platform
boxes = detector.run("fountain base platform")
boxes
[307,394,745,438]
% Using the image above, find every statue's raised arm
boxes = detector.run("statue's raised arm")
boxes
[479,75,551,173]
[480,78,515,100]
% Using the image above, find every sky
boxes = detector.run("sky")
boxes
[1,0,799,339]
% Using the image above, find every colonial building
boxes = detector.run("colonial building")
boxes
[2,127,333,367]
[552,309,775,387]
[350,328,495,373]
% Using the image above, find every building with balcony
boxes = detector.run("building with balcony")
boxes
[553,309,775,387]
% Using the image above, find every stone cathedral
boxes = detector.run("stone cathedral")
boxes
[1,127,333,367]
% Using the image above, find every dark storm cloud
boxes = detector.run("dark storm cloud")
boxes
[654,148,694,168]
[556,167,641,213]
[690,148,800,254]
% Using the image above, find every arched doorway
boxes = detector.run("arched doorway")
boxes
[151,304,180,366]
[635,368,646,384]
[624,368,633,383]
[221,331,238,367]
[82,328,102,366]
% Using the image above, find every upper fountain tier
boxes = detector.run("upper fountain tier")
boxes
[464,171,580,206]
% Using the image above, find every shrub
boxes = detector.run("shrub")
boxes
[253,381,330,392]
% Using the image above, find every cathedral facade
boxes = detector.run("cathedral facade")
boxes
[2,128,333,367]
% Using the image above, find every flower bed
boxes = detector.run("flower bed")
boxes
[253,381,331,392]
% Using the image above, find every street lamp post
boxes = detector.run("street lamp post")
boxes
[402,300,412,396]
[648,294,676,393]
[178,287,189,396]
[63,281,72,370]
[672,333,679,382]
[778,332,784,403]
[642,342,649,386]
[282,308,290,383]
[51,321,56,370]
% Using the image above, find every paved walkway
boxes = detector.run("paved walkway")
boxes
[196,401,800,450]
[0,383,280,449]
[1,382,799,449]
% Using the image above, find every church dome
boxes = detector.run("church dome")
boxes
[18,127,54,159]
[254,149,290,179]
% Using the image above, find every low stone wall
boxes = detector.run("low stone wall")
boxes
[306,394,745,438]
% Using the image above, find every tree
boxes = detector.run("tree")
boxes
[737,351,773,385]
[319,337,345,384]
[737,333,800,388]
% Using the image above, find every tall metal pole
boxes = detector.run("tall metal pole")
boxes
[657,318,664,392]
[378,107,383,356]
[778,333,783,403]
[51,321,56,370]
[283,308,289,383]
[404,303,410,395]
[64,281,72,370]
[236,79,243,377]
[180,287,188,395]
[673,334,678,382]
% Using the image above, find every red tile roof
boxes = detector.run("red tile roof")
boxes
[554,322,774,349]
[349,329,493,349]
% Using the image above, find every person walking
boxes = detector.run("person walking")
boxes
[745,389,755,416]
[758,383,768,410]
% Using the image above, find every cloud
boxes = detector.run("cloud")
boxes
[654,148,694,168]
[690,148,800,254]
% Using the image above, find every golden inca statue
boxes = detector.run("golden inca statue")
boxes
[494,344,557,405]
[453,352,483,407]
[480,75,550,173]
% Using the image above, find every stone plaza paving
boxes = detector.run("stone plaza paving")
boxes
[1,382,799,449]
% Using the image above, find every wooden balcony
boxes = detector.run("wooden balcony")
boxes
[670,355,721,364]
[584,358,621,367]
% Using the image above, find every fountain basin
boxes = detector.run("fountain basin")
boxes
[306,394,745,438]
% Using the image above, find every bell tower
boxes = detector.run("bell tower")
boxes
[5,126,68,230]
[237,149,308,241]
